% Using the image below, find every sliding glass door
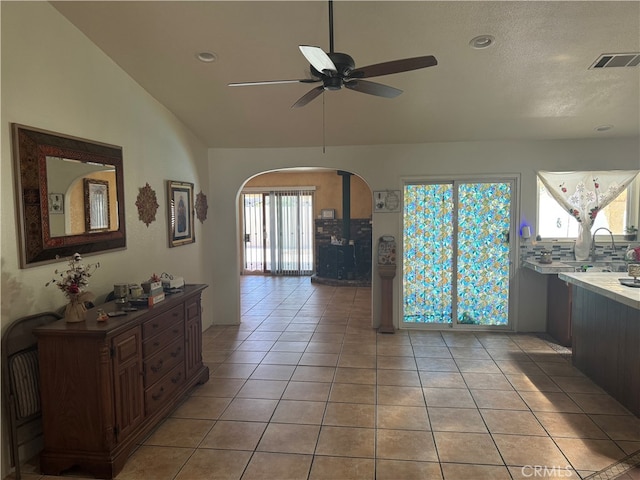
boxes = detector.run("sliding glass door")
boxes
[402,179,515,328]
[242,189,314,275]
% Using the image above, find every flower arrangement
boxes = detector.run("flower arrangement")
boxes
[46,253,100,299]
[625,246,640,263]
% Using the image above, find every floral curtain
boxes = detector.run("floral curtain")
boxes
[537,170,639,260]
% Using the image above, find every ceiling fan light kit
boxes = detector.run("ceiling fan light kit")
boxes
[228,1,437,108]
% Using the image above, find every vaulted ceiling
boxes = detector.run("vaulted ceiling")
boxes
[52,1,640,148]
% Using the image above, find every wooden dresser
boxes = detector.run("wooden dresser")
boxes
[34,284,209,479]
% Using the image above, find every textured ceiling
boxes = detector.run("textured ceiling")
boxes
[52,1,640,148]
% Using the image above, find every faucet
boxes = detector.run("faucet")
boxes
[591,227,616,261]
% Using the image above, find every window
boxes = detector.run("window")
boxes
[537,176,638,238]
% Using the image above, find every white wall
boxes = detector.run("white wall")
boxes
[209,138,640,330]
[1,3,213,473]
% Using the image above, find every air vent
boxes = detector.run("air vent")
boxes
[589,53,640,69]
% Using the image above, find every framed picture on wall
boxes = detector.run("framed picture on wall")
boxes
[321,209,335,219]
[167,180,195,247]
[48,193,64,214]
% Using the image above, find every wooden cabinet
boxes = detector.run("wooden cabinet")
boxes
[547,275,572,347]
[35,284,208,479]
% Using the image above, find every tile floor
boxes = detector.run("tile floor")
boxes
[14,276,640,479]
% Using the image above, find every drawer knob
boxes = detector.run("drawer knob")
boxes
[171,373,183,384]
[150,359,164,373]
[152,387,165,401]
[170,347,182,358]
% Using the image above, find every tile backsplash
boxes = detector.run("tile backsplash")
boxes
[520,240,637,263]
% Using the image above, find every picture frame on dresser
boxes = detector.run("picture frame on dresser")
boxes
[167,180,195,247]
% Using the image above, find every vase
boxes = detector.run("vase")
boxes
[64,295,87,323]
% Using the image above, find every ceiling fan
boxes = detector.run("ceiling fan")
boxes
[228,0,438,108]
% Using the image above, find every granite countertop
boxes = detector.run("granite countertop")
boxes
[557,272,640,310]
[521,258,577,274]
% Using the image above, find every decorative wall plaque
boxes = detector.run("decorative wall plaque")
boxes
[135,183,159,227]
[195,190,208,223]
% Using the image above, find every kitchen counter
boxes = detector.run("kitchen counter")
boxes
[558,271,640,310]
[522,258,576,274]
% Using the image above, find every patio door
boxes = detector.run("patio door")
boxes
[242,188,314,275]
[402,179,516,328]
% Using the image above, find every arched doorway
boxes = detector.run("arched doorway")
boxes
[238,167,373,287]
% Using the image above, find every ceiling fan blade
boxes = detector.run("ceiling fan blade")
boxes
[292,86,325,108]
[344,79,402,98]
[349,55,437,79]
[229,79,320,87]
[299,45,337,74]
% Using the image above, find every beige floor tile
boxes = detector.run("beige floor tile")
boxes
[429,407,487,433]
[242,452,313,480]
[211,363,257,379]
[262,351,303,365]
[518,391,582,413]
[470,389,528,410]
[492,434,569,467]
[272,400,327,424]
[377,429,438,462]
[257,423,321,454]
[144,418,214,447]
[534,412,608,439]
[505,373,562,392]
[340,343,377,356]
[270,341,309,352]
[334,367,376,385]
[329,383,376,404]
[220,398,278,422]
[315,426,375,457]
[589,414,640,441]
[377,344,415,357]
[170,396,232,420]
[323,402,375,427]
[412,346,452,358]
[569,393,633,415]
[189,378,246,397]
[616,440,640,455]
[422,387,476,408]
[299,352,339,367]
[337,354,377,369]
[377,385,426,406]
[305,342,342,354]
[174,449,251,480]
[282,381,331,401]
[462,372,514,390]
[377,355,417,370]
[377,459,442,480]
[114,445,192,480]
[455,358,501,374]
[236,379,288,399]
[554,437,626,471]
[433,431,503,464]
[415,357,459,372]
[200,420,267,450]
[249,364,296,380]
[223,350,268,364]
[449,347,491,360]
[291,366,336,382]
[496,360,545,376]
[481,409,547,435]
[419,371,466,389]
[377,405,430,430]
[442,463,511,480]
[309,456,375,480]
[376,369,421,386]
[551,375,605,394]
[536,361,584,377]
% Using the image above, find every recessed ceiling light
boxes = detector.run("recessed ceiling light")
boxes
[196,52,217,63]
[594,124,613,132]
[469,35,495,49]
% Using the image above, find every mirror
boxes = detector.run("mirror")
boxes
[12,124,126,267]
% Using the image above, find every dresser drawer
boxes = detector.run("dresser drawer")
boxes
[144,338,184,387]
[142,305,184,340]
[143,322,184,358]
[144,363,185,416]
